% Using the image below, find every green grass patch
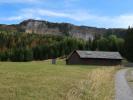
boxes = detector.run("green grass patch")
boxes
[0,59,118,100]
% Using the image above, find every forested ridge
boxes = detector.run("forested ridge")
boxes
[0,29,128,62]
[0,31,86,61]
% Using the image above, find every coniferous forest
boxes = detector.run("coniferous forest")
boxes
[0,28,132,62]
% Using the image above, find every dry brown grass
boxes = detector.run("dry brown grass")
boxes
[66,67,118,100]
[0,60,119,100]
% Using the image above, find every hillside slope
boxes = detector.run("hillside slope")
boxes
[0,19,126,40]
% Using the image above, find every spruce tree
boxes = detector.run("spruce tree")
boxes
[124,27,133,62]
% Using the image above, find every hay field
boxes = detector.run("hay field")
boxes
[0,60,119,100]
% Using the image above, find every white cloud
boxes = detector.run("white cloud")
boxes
[21,8,96,21]
[1,8,133,28]
[0,16,23,21]
[111,15,133,27]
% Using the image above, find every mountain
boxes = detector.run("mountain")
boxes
[0,19,127,40]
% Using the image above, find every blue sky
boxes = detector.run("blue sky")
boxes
[0,0,133,28]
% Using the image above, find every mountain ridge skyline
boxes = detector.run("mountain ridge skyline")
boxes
[0,19,128,29]
[0,19,127,40]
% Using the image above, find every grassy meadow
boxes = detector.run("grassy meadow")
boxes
[0,59,120,100]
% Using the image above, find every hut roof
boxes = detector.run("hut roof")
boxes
[67,50,123,60]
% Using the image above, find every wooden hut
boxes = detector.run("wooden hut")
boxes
[66,50,123,66]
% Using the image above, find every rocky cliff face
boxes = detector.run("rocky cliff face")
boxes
[19,19,63,36]
[19,19,107,40]
[0,19,126,40]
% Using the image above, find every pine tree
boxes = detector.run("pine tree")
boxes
[124,27,133,62]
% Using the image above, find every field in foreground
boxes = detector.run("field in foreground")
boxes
[0,59,119,100]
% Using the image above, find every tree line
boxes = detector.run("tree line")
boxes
[0,29,131,62]
[0,32,86,61]
[124,27,133,62]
